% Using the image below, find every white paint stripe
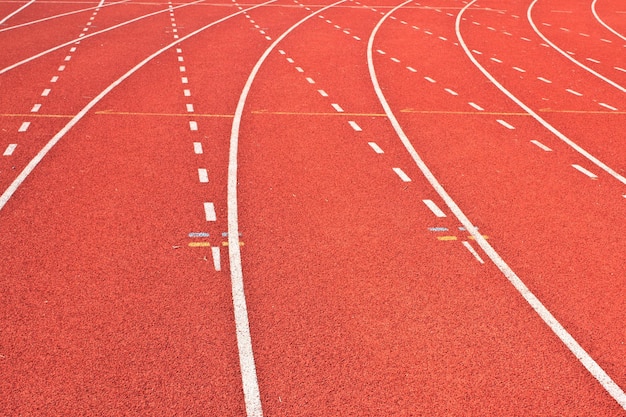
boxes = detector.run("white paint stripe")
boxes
[51,76,59,82]
[565,88,582,96]
[572,164,598,178]
[353,35,361,40]
[376,49,386,54]
[444,88,458,96]
[512,66,526,72]
[70,47,77,53]
[391,57,400,63]
[306,77,315,84]
[496,119,515,129]
[490,57,502,63]
[18,122,30,132]
[530,139,552,151]
[537,76,552,83]
[599,102,618,111]
[424,76,436,83]
[176,48,183,53]
[189,121,199,131]
[521,36,531,41]
[468,102,484,111]
[406,66,417,72]
[3,144,17,156]
[368,142,384,153]
[586,57,601,64]
[472,49,482,54]
[64,55,72,61]
[318,89,328,97]
[58,65,65,71]
[193,142,203,154]
[462,241,485,264]
[0,0,36,25]
[179,66,186,72]
[393,167,411,182]
[457,2,626,406]
[184,89,191,96]
[529,0,626,93]
[198,168,209,183]
[186,103,194,112]
[178,56,184,62]
[286,57,294,63]
[295,66,304,72]
[212,246,221,271]
[331,103,344,112]
[41,89,51,97]
[181,77,188,84]
[592,0,626,41]
[31,104,41,113]
[615,67,626,73]
[348,120,362,131]
[204,202,217,221]
[423,199,446,217]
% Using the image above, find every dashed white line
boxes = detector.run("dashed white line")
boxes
[462,241,485,264]
[3,144,17,156]
[348,120,362,131]
[423,199,446,217]
[530,139,552,151]
[565,88,582,96]
[586,58,601,63]
[317,89,328,97]
[496,119,515,129]
[512,66,526,72]
[212,246,221,271]
[295,66,303,72]
[286,57,294,63]
[468,102,484,111]
[189,121,198,131]
[179,66,186,72]
[331,103,344,112]
[393,167,411,182]
[184,89,191,96]
[376,49,386,54]
[368,142,384,153]
[572,164,598,179]
[193,142,203,154]
[424,76,436,83]
[186,103,195,112]
[406,66,417,72]
[490,57,503,63]
[521,36,531,41]
[198,168,209,183]
[18,122,30,132]
[41,89,51,97]
[306,77,315,84]
[64,55,72,61]
[58,65,66,71]
[599,102,618,111]
[472,49,482,55]
[50,76,59,82]
[444,88,458,96]
[31,104,41,112]
[390,57,400,63]
[181,77,189,84]
[204,202,217,221]
[537,76,552,83]
[177,56,184,62]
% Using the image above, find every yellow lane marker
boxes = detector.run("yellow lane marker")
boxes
[189,242,211,247]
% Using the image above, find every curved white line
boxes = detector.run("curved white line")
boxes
[0,0,130,33]
[0,0,204,75]
[455,1,626,185]
[528,0,626,93]
[369,0,626,410]
[0,0,36,25]
[591,0,626,42]
[227,1,346,414]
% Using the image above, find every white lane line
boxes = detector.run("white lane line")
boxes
[64,55,72,61]
[565,88,582,96]
[599,102,618,111]
[186,103,195,112]
[615,67,626,73]
[286,57,294,63]
[353,35,361,40]
[537,76,552,83]
[444,88,458,96]
[521,36,531,41]
[179,65,186,72]
[204,202,217,221]
[393,167,411,182]
[472,49,482,55]
[318,89,328,97]
[331,103,344,112]
[368,142,384,153]
[592,0,626,41]
[3,144,17,156]
[530,139,552,151]
[193,142,203,154]
[189,121,198,131]
[295,66,303,72]
[70,46,77,52]
[462,241,485,264]
[468,101,484,111]
[600,38,612,43]
[496,119,515,129]
[198,168,209,183]
[18,122,30,132]
[580,32,590,37]
[376,49,386,54]
[176,47,183,53]
[184,89,191,96]
[512,66,526,72]
[490,57,503,63]
[58,65,66,71]
[41,89,51,97]
[348,120,362,131]
[212,246,221,271]
[181,76,189,83]
[178,56,184,62]
[0,0,36,25]
[306,77,315,84]
[572,164,598,179]
[424,76,436,83]
[423,199,446,217]
[406,66,417,72]
[50,76,59,82]
[586,57,601,64]
[391,57,400,63]
[31,104,41,113]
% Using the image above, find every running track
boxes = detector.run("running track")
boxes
[0,0,625,415]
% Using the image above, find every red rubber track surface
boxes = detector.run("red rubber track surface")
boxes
[0,0,625,415]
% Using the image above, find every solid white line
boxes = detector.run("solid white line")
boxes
[457,1,626,407]
[348,120,362,131]
[198,168,209,183]
[496,119,515,129]
[457,0,626,186]
[423,199,446,217]
[31,104,41,113]
[368,142,384,153]
[592,0,626,41]
[204,202,217,221]
[529,0,626,93]
[18,122,30,132]
[0,0,35,25]
[228,2,345,416]
[393,167,411,182]
[318,89,328,97]
[212,246,221,271]
[572,164,598,179]
[530,139,552,151]
[193,142,203,154]
[331,103,344,112]
[462,241,485,264]
[468,101,484,111]
[3,144,17,156]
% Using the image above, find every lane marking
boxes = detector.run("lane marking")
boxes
[490,57,503,63]
[184,89,191,96]
[295,66,303,72]
[331,103,344,112]
[368,142,384,153]
[537,76,552,83]
[406,66,417,72]
[392,167,411,182]
[189,232,209,238]
[530,139,552,151]
[31,104,41,113]
[3,144,17,156]
[468,101,484,111]
[423,199,446,217]
[318,89,328,97]
[182,76,189,83]
[18,122,30,132]
[586,58,601,64]
[391,57,400,63]
[348,120,362,131]
[306,77,315,83]
[189,121,198,131]
[189,242,211,247]
[204,202,217,221]
[565,88,582,96]
[0,0,36,25]
[51,76,59,83]
[286,57,294,63]
[179,65,186,72]
[444,88,458,96]
[41,89,51,97]
[599,102,617,111]
[424,76,436,83]
[572,164,598,179]
[592,0,626,42]
[496,119,515,129]
[186,103,195,112]
[198,168,209,183]
[462,241,485,263]
[512,66,526,72]
[615,67,626,73]
[193,142,203,154]
[212,246,221,271]
[58,65,65,71]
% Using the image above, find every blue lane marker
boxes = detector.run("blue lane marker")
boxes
[429,227,449,232]
[189,232,210,238]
